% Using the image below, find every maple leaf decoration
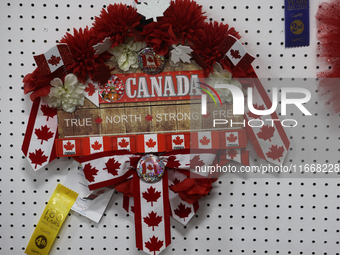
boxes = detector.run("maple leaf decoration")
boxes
[85,82,96,96]
[257,125,275,142]
[47,55,61,66]
[118,138,129,148]
[187,155,205,167]
[227,149,238,160]
[95,117,103,124]
[266,145,285,163]
[169,178,181,188]
[91,141,102,151]
[227,133,238,143]
[200,136,210,145]
[137,0,170,22]
[145,114,153,121]
[83,163,99,183]
[28,149,48,169]
[34,125,54,145]
[173,136,184,145]
[247,104,265,119]
[142,186,161,206]
[40,104,57,121]
[174,203,192,222]
[64,141,75,151]
[145,236,164,255]
[103,157,121,176]
[166,156,181,168]
[146,138,157,148]
[230,49,242,59]
[143,211,162,231]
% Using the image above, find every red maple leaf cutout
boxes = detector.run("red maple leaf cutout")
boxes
[64,141,74,151]
[95,117,103,124]
[247,104,265,119]
[257,125,275,142]
[142,186,161,206]
[28,148,48,169]
[145,114,153,121]
[187,155,205,167]
[143,211,162,231]
[40,104,57,121]
[227,149,238,160]
[146,138,156,148]
[47,55,61,66]
[174,202,192,222]
[34,125,54,145]
[173,136,184,145]
[169,178,181,188]
[118,138,129,148]
[103,157,121,176]
[91,141,102,151]
[166,156,181,168]
[227,133,238,143]
[85,82,96,96]
[83,163,99,183]
[230,49,241,59]
[200,136,210,145]
[92,64,112,86]
[145,236,164,255]
[266,145,285,162]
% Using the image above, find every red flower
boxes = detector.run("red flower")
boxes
[170,177,218,204]
[192,21,240,73]
[23,68,64,102]
[142,21,177,56]
[163,0,206,44]
[92,3,141,48]
[60,27,110,83]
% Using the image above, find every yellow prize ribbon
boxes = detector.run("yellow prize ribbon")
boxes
[25,184,78,255]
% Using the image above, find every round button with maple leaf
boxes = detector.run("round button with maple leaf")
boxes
[137,155,165,183]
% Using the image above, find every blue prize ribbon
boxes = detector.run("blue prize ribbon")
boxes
[284,0,310,48]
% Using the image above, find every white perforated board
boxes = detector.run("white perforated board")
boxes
[1,0,340,254]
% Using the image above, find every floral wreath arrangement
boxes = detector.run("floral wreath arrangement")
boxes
[22,1,290,255]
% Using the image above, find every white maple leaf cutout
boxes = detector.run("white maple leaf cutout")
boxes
[136,0,170,22]
[93,37,113,55]
[170,44,193,64]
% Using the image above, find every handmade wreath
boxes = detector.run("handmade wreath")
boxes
[22,1,290,254]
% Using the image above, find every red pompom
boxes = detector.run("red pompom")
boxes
[142,21,177,56]
[23,68,64,102]
[163,0,206,44]
[192,21,240,73]
[316,0,340,113]
[92,4,141,47]
[60,27,110,83]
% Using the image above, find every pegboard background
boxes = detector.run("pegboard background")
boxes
[1,0,340,254]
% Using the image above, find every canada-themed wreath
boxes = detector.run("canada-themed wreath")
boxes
[22,1,290,254]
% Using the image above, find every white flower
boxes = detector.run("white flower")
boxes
[43,74,86,113]
[205,63,243,104]
[108,37,146,72]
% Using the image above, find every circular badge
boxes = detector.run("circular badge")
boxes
[137,48,165,74]
[290,20,304,35]
[99,75,125,102]
[137,155,165,183]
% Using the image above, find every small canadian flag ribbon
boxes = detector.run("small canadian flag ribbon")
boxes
[138,134,165,153]
[219,35,255,70]
[56,138,83,157]
[22,98,58,171]
[33,44,74,75]
[220,149,250,166]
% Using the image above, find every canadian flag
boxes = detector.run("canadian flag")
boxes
[219,35,255,70]
[33,44,74,75]
[221,129,248,149]
[220,149,250,166]
[56,138,83,157]
[165,133,190,151]
[83,137,112,156]
[21,98,58,171]
[191,131,219,149]
[137,134,165,153]
[112,136,137,152]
